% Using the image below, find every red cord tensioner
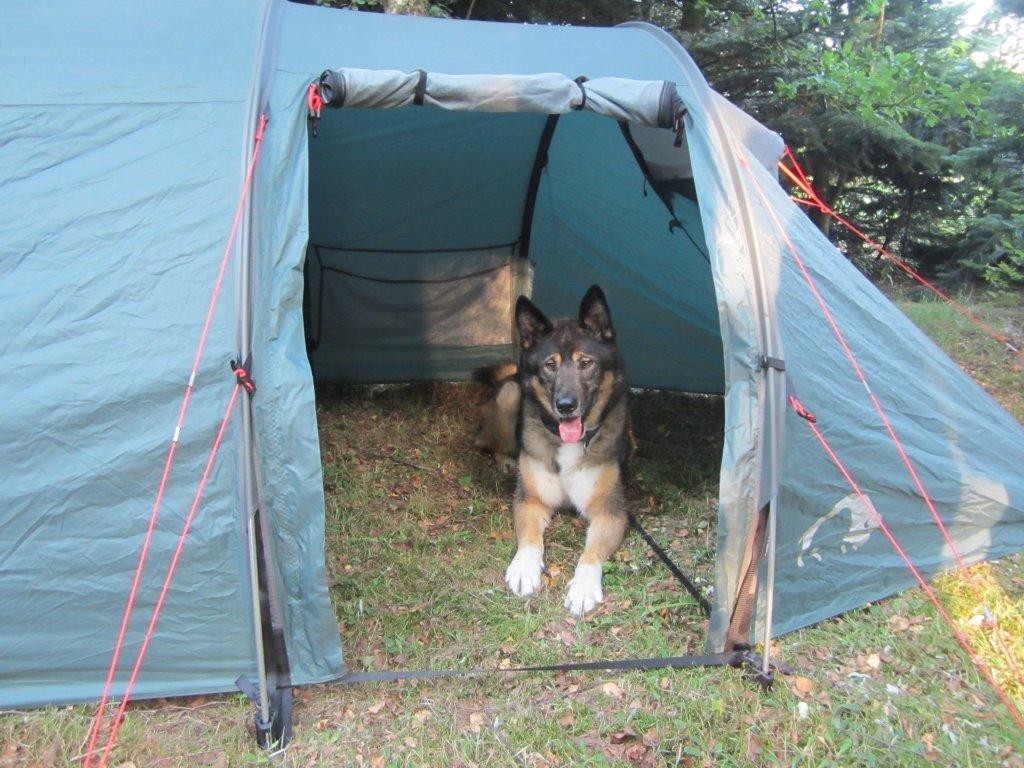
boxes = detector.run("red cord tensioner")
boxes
[231,357,257,396]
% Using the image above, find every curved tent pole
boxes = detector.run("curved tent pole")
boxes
[619,21,787,678]
[236,0,293,749]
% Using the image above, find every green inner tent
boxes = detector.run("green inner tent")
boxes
[303,105,723,392]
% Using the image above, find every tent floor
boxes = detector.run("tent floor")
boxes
[315,379,724,674]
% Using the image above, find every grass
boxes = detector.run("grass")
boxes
[892,289,1024,423]
[2,292,1022,767]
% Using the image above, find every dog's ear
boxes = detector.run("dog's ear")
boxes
[578,285,614,341]
[515,296,552,350]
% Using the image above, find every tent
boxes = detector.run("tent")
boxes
[2,0,1023,740]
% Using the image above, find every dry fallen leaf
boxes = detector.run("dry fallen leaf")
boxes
[792,676,815,698]
[602,681,625,699]
[413,708,431,724]
[888,614,911,632]
[610,729,638,744]
[623,743,656,767]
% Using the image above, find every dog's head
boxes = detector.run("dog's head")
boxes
[515,285,623,444]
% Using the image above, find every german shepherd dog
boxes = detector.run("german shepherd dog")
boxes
[476,286,629,615]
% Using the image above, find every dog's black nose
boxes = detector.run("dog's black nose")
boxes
[555,394,578,416]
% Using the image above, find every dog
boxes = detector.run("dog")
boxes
[472,361,520,474]
[476,285,630,615]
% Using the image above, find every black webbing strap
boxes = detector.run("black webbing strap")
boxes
[573,76,588,110]
[628,512,712,617]
[519,115,560,263]
[617,121,677,219]
[413,70,428,106]
[329,651,742,686]
[304,245,324,351]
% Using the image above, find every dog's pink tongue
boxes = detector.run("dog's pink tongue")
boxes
[558,417,584,443]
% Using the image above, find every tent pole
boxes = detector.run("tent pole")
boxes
[619,21,788,660]
[759,369,784,678]
[238,213,272,732]
[244,510,272,727]
[759,508,778,677]
[234,96,276,737]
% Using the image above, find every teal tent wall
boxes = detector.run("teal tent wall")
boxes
[0,2,275,705]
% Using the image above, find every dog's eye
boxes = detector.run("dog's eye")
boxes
[543,357,558,372]
[578,357,594,370]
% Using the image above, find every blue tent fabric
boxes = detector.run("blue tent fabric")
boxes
[0,1,272,705]
[1,0,1022,710]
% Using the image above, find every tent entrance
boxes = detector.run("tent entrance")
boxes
[296,72,742,674]
[310,380,730,688]
[302,94,725,392]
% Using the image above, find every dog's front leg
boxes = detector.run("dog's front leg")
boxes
[565,492,627,616]
[505,492,552,597]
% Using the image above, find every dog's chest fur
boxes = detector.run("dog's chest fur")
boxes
[523,442,604,517]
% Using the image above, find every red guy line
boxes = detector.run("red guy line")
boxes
[778,148,1021,357]
[97,384,243,768]
[781,146,1023,685]
[789,396,1024,730]
[736,146,973,576]
[83,113,268,768]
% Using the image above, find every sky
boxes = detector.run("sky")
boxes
[958,0,994,29]
[952,0,1023,69]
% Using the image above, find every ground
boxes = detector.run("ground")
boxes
[2,292,1022,767]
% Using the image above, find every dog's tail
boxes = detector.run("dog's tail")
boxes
[472,361,518,389]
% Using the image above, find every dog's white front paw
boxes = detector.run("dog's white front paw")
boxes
[505,546,544,597]
[564,563,603,616]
